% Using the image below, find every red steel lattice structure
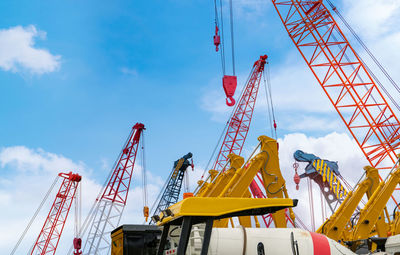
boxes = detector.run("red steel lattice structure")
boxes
[271,1,400,179]
[212,55,295,227]
[250,175,295,227]
[213,55,268,171]
[83,123,145,255]
[31,172,82,255]
[100,122,145,204]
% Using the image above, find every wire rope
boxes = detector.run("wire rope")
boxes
[263,70,274,137]
[201,65,255,180]
[141,133,148,208]
[218,0,226,75]
[327,0,400,98]
[10,175,60,255]
[229,0,236,75]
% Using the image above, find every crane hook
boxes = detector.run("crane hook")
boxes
[223,75,237,107]
[293,162,300,190]
[73,238,82,255]
[226,96,236,106]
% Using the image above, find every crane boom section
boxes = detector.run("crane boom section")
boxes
[258,136,292,227]
[31,172,81,255]
[352,165,400,240]
[206,136,291,228]
[83,123,145,255]
[218,136,275,198]
[101,123,145,205]
[317,166,379,241]
[213,55,267,171]
[271,0,400,176]
[151,153,193,221]
[197,160,242,198]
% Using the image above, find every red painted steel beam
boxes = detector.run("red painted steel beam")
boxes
[83,123,145,255]
[31,172,81,255]
[101,123,145,205]
[271,0,400,203]
[213,55,268,171]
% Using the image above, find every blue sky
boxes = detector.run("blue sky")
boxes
[1,0,400,253]
[0,0,349,176]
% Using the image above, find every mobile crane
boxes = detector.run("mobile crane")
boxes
[78,123,145,255]
[10,172,82,255]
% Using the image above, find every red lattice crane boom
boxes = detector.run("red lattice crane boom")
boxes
[30,172,82,255]
[211,55,295,227]
[82,123,145,255]
[271,1,400,200]
[213,55,268,171]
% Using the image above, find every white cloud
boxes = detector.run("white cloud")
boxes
[232,0,269,18]
[0,146,97,254]
[200,86,230,122]
[0,25,61,74]
[0,146,163,254]
[0,146,85,174]
[278,114,344,132]
[343,0,400,39]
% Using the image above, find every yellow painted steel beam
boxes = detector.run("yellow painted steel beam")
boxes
[155,197,296,226]
[352,165,400,240]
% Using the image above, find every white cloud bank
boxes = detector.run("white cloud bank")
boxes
[0,146,161,254]
[0,25,61,74]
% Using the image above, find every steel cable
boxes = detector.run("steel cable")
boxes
[10,175,59,255]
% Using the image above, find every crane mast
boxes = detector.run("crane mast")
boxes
[83,123,145,255]
[271,1,400,180]
[30,172,82,255]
